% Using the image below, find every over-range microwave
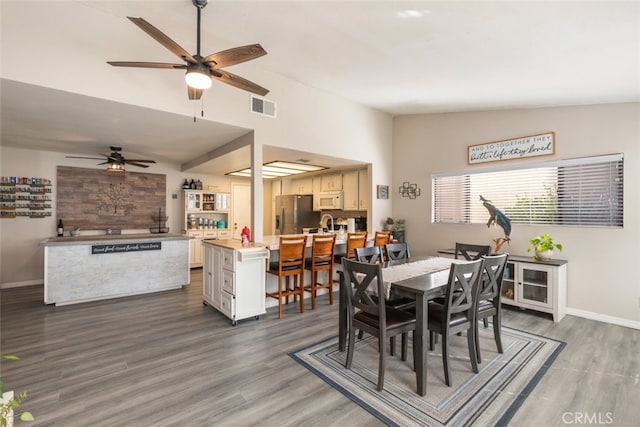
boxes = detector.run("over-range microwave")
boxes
[316,191,343,210]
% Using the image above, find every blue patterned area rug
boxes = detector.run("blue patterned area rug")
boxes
[290,325,564,426]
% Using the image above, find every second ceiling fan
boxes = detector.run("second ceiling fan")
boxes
[107,0,269,100]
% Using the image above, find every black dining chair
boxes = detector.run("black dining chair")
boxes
[474,253,508,363]
[385,242,411,260]
[342,258,417,391]
[355,245,414,356]
[455,242,491,261]
[355,246,382,264]
[427,258,484,387]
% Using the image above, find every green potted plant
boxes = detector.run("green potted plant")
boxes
[392,218,405,231]
[527,233,563,261]
[1,355,33,426]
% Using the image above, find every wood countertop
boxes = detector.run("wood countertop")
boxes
[202,239,268,251]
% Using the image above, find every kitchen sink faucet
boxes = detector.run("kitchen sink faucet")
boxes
[320,213,334,234]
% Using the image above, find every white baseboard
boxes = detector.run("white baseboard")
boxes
[0,279,43,289]
[567,307,640,330]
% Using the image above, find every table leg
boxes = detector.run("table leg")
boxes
[415,294,427,396]
[338,271,346,352]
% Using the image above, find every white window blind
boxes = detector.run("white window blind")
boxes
[432,154,623,228]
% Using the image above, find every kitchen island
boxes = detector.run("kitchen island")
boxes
[201,239,269,325]
[40,233,190,305]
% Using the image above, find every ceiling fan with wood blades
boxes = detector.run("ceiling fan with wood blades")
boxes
[66,146,156,171]
[107,0,269,101]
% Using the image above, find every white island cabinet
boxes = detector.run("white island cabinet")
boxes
[202,239,269,326]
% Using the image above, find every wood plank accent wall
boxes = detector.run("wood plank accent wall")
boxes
[57,166,166,230]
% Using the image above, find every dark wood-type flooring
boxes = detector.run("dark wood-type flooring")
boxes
[1,269,638,426]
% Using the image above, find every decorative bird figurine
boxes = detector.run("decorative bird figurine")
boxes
[480,195,511,253]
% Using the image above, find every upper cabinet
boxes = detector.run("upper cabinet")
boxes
[320,173,343,191]
[342,169,368,211]
[290,177,314,195]
[342,170,359,210]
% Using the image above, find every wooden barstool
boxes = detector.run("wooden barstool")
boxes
[334,232,367,283]
[266,235,308,319]
[374,230,392,261]
[304,234,337,309]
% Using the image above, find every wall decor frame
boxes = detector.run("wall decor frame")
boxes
[377,185,389,199]
[399,182,421,199]
[57,166,166,230]
[468,132,555,165]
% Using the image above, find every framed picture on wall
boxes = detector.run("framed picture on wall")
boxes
[377,185,389,199]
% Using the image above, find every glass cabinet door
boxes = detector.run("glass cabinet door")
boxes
[519,265,552,308]
[187,192,202,211]
[501,261,516,303]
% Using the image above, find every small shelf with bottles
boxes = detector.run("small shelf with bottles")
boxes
[1,176,53,218]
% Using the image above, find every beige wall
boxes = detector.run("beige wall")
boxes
[392,103,640,326]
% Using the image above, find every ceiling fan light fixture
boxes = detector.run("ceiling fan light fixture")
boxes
[107,163,125,172]
[185,64,212,89]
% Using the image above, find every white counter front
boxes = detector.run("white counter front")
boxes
[40,234,190,305]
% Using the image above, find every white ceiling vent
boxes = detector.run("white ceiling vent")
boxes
[251,95,277,118]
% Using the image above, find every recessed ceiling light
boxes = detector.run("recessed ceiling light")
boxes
[396,9,430,18]
[226,161,326,179]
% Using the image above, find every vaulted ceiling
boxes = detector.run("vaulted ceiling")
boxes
[2,1,639,174]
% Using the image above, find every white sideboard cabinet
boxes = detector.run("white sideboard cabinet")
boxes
[202,240,269,326]
[438,250,568,322]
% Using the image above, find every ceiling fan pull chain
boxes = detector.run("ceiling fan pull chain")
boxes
[201,97,205,118]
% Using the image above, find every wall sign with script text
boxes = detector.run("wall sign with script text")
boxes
[468,132,555,165]
[92,242,161,255]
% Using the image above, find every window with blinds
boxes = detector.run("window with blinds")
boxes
[432,154,623,228]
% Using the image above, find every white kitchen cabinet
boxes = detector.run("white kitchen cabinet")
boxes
[438,251,567,322]
[357,169,369,210]
[342,169,368,211]
[188,230,203,268]
[182,190,230,234]
[342,170,359,210]
[290,177,314,194]
[312,177,322,211]
[202,240,269,326]
[320,173,342,191]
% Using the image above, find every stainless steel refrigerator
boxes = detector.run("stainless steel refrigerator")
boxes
[275,194,319,235]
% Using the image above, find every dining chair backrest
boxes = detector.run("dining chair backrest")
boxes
[374,231,392,247]
[344,232,368,260]
[355,246,382,264]
[342,258,386,320]
[478,253,508,302]
[455,243,491,261]
[443,259,485,321]
[385,242,410,260]
[277,236,308,273]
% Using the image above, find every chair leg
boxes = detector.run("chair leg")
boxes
[429,331,436,351]
[493,313,503,353]
[311,271,317,310]
[467,327,479,374]
[390,336,396,356]
[357,329,364,340]
[401,333,408,361]
[346,320,356,369]
[483,318,489,328]
[327,270,334,305]
[278,276,283,319]
[475,319,482,364]
[299,273,305,314]
[378,332,386,391]
[442,333,451,387]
